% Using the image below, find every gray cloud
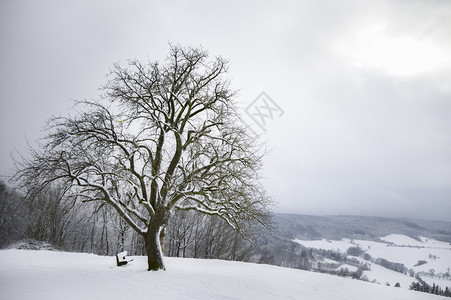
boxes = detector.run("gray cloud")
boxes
[1,0,450,221]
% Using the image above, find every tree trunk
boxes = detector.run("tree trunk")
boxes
[144,224,165,271]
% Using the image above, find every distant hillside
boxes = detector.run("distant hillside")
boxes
[273,214,451,243]
[261,214,451,294]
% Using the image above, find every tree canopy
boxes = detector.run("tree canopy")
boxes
[14,45,273,270]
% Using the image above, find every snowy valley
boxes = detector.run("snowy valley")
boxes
[293,234,451,290]
[260,215,451,297]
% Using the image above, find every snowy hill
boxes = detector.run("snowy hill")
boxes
[0,249,447,300]
[293,234,451,290]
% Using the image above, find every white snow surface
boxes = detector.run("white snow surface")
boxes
[0,249,447,300]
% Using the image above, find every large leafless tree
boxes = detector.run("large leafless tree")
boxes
[14,45,273,271]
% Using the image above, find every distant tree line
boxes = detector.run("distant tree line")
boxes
[0,180,272,263]
[374,258,408,274]
[165,210,255,261]
[409,281,451,297]
[0,180,142,255]
[0,180,24,246]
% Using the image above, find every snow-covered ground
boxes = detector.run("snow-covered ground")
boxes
[0,249,447,300]
[294,234,451,289]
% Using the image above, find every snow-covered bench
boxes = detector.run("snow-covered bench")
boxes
[116,251,133,266]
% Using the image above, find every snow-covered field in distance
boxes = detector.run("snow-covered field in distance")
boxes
[294,234,451,289]
[0,249,447,300]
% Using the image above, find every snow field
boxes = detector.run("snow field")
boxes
[0,249,447,300]
[294,235,451,272]
[294,234,451,289]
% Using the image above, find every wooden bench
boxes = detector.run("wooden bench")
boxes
[116,251,133,266]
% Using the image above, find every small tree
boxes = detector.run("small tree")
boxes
[14,45,273,271]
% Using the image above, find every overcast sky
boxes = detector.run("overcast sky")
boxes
[1,0,450,221]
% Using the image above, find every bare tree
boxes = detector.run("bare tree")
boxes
[13,45,273,271]
[166,210,197,258]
